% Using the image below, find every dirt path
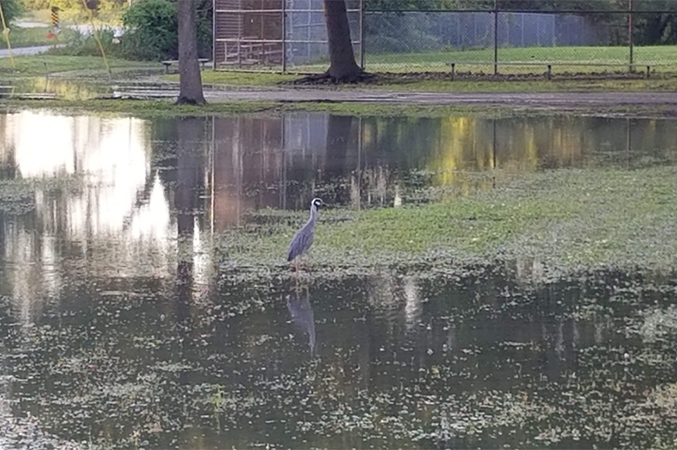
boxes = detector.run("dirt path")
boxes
[187,88,677,109]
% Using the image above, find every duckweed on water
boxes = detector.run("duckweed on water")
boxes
[0,177,82,215]
[2,267,677,448]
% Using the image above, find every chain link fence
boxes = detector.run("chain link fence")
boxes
[213,0,361,73]
[214,0,677,76]
[361,1,677,76]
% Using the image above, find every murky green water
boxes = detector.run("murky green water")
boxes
[1,110,677,448]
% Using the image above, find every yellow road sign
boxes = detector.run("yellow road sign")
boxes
[51,7,59,28]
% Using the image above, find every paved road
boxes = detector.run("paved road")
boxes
[0,45,56,58]
[110,87,677,109]
[203,89,677,107]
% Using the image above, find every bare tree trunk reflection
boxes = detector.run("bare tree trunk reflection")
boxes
[325,114,354,183]
[0,211,4,275]
[175,118,205,335]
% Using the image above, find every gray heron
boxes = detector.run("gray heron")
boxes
[287,197,324,271]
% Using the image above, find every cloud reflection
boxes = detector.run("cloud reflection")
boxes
[0,112,177,324]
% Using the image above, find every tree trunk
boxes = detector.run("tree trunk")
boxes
[323,0,365,81]
[177,0,206,105]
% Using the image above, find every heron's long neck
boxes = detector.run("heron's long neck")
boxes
[308,206,318,224]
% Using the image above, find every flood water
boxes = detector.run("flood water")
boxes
[1,110,677,448]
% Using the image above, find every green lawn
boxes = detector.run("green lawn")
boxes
[195,66,677,93]
[180,67,677,93]
[196,70,298,86]
[0,27,78,49]
[294,45,677,73]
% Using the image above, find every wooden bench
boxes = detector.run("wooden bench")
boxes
[449,61,656,80]
[223,40,284,66]
[161,58,211,74]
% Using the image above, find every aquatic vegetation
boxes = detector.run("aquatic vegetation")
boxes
[0,180,35,215]
[0,177,82,215]
[215,166,677,279]
[2,267,677,448]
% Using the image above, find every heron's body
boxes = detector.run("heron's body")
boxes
[287,198,323,270]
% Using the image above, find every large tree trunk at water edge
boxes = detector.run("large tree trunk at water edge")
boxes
[323,0,367,82]
[177,0,206,105]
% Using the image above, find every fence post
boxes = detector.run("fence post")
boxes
[628,0,634,72]
[493,0,498,75]
[211,0,216,70]
[359,0,365,69]
[282,0,287,73]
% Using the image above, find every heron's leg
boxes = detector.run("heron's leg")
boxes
[292,259,299,282]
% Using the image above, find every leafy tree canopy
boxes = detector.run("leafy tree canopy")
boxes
[1,0,24,25]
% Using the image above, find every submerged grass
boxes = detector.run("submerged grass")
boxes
[218,166,677,276]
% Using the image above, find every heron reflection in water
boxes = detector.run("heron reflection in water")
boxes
[286,288,316,356]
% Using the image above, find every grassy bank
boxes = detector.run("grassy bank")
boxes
[218,166,677,277]
[0,55,158,78]
[184,69,677,93]
[2,97,673,120]
[0,98,280,116]
[0,98,517,118]
[2,54,677,93]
